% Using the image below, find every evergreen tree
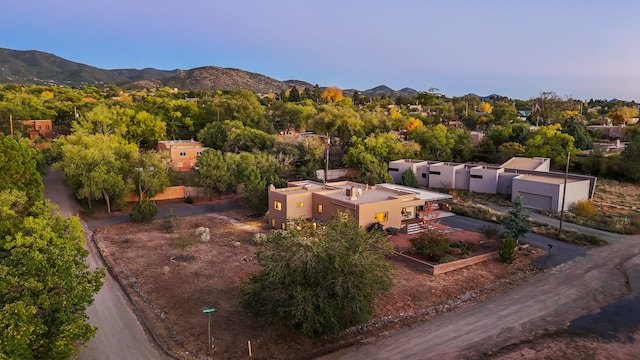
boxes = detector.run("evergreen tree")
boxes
[502,196,531,243]
[288,86,301,102]
[401,168,419,188]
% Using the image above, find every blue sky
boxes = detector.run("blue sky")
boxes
[2,1,639,101]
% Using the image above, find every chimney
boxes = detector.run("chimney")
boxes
[349,186,358,201]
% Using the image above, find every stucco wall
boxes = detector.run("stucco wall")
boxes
[454,168,470,191]
[469,167,503,194]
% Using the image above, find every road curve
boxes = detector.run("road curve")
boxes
[42,169,172,360]
[321,232,640,360]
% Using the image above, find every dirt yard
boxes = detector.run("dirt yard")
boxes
[93,210,545,360]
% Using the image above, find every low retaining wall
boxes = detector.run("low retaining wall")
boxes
[395,251,498,275]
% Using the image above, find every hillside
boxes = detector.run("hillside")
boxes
[0,47,419,97]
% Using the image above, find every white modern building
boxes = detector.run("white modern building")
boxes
[388,157,596,212]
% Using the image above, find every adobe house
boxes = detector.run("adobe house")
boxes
[267,181,451,231]
[22,120,54,140]
[157,139,206,172]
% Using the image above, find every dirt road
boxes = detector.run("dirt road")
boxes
[321,235,640,360]
[42,169,171,360]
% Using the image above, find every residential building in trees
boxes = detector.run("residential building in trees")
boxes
[267,181,451,231]
[157,139,206,172]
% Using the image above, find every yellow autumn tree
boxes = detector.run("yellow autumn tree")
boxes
[478,102,493,113]
[41,90,54,99]
[608,106,638,125]
[405,117,423,132]
[321,87,343,103]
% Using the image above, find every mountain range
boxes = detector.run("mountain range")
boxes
[0,48,420,98]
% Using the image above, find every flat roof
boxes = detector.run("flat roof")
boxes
[501,157,547,170]
[515,174,584,184]
[377,183,452,201]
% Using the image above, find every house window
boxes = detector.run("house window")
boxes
[374,212,388,222]
[273,201,282,211]
[296,202,304,208]
[281,223,286,230]
[271,218,276,228]
[179,152,186,157]
[317,204,323,214]
[429,171,441,175]
[421,173,427,178]
[388,167,399,172]
[470,174,483,179]
[46,125,50,130]
[37,125,42,130]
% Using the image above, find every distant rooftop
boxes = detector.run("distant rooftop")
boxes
[500,157,548,170]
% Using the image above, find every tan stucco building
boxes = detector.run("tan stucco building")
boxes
[268,181,451,230]
[157,140,206,172]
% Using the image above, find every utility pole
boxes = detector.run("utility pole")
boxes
[558,151,570,235]
[9,114,13,136]
[324,134,330,184]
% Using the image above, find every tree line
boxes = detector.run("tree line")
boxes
[1,84,640,215]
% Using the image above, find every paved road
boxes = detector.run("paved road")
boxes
[43,169,172,360]
[438,215,588,269]
[322,212,640,360]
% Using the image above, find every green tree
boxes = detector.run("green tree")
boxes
[195,148,230,199]
[129,151,171,202]
[401,168,419,188]
[288,87,301,102]
[0,134,44,206]
[55,133,137,213]
[502,196,531,243]
[524,124,576,165]
[125,110,166,148]
[239,215,395,336]
[490,101,519,125]
[0,190,104,359]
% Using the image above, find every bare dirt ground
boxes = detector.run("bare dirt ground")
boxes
[487,329,640,360]
[92,208,549,360]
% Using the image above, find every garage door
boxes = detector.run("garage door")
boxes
[518,192,553,211]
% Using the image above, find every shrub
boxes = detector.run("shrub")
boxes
[410,230,451,261]
[130,200,158,223]
[439,255,455,263]
[498,236,518,263]
[449,240,477,256]
[195,226,210,242]
[481,224,502,241]
[161,209,179,233]
[572,199,598,218]
[184,196,194,204]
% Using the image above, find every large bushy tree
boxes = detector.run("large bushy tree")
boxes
[240,215,395,336]
[0,134,44,207]
[0,189,103,359]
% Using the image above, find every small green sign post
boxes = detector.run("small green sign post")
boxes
[202,308,216,350]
